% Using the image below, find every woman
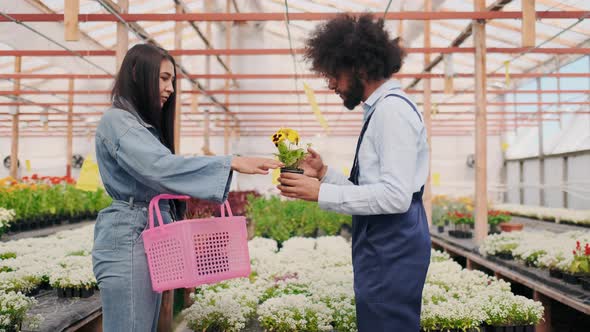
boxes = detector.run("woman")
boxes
[92,44,281,331]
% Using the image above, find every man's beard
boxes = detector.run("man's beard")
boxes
[342,76,365,110]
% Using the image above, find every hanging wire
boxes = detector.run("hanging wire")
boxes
[437,10,590,113]
[383,0,394,19]
[0,12,113,76]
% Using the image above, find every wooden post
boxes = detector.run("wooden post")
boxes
[201,2,213,156]
[473,0,488,243]
[444,54,454,95]
[10,56,21,179]
[183,288,194,308]
[203,110,211,155]
[423,0,433,227]
[224,0,232,155]
[64,0,80,41]
[174,3,182,154]
[157,290,174,332]
[519,161,524,204]
[115,0,129,70]
[563,156,568,208]
[522,0,536,48]
[556,58,562,129]
[537,77,545,206]
[66,78,74,178]
[466,258,473,270]
[533,291,551,332]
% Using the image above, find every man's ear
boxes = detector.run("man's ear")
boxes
[356,69,369,84]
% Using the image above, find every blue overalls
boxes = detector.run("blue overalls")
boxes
[348,93,431,332]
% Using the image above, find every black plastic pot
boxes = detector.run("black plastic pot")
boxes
[549,268,563,279]
[495,252,514,260]
[280,167,304,175]
[482,326,535,332]
[562,272,581,285]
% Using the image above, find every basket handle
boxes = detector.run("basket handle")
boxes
[220,201,233,218]
[148,195,236,229]
[148,194,191,229]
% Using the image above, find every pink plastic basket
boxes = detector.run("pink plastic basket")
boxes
[142,194,251,292]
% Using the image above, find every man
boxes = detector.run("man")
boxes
[277,14,431,332]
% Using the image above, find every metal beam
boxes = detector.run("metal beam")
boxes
[2,11,587,22]
[2,47,589,56]
[407,0,514,90]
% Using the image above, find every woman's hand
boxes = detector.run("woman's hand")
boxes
[300,147,327,180]
[231,157,283,175]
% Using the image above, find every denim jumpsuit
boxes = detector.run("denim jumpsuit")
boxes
[92,97,233,332]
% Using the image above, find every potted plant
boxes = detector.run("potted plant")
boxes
[488,210,511,234]
[565,241,590,287]
[448,211,473,238]
[500,223,524,233]
[271,128,309,175]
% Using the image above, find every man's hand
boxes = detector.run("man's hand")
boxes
[277,173,321,202]
[299,147,327,180]
[231,157,283,175]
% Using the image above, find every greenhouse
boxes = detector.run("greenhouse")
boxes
[0,0,589,331]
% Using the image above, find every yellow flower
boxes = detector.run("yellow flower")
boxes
[271,132,286,146]
[278,128,300,145]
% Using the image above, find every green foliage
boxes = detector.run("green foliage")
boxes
[0,184,111,224]
[275,141,308,169]
[0,252,16,260]
[246,195,351,244]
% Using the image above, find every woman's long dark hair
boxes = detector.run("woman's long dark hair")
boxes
[111,44,186,219]
[111,44,177,153]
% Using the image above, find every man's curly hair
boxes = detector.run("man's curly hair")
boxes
[304,14,405,80]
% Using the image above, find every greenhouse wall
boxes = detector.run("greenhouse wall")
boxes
[505,152,590,210]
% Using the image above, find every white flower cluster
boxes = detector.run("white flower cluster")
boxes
[479,230,590,271]
[494,204,590,225]
[478,232,524,256]
[0,225,96,292]
[430,249,451,262]
[422,259,543,331]
[0,208,15,230]
[0,290,38,330]
[184,237,544,332]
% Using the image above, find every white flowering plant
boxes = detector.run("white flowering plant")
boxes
[182,236,544,332]
[0,290,41,331]
[479,230,590,274]
[0,208,15,235]
[0,225,95,294]
[494,204,590,226]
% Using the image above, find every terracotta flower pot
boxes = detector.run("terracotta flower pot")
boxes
[499,223,524,232]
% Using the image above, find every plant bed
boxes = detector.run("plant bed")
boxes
[580,277,590,291]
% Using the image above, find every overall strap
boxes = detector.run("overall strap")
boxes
[348,92,421,184]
